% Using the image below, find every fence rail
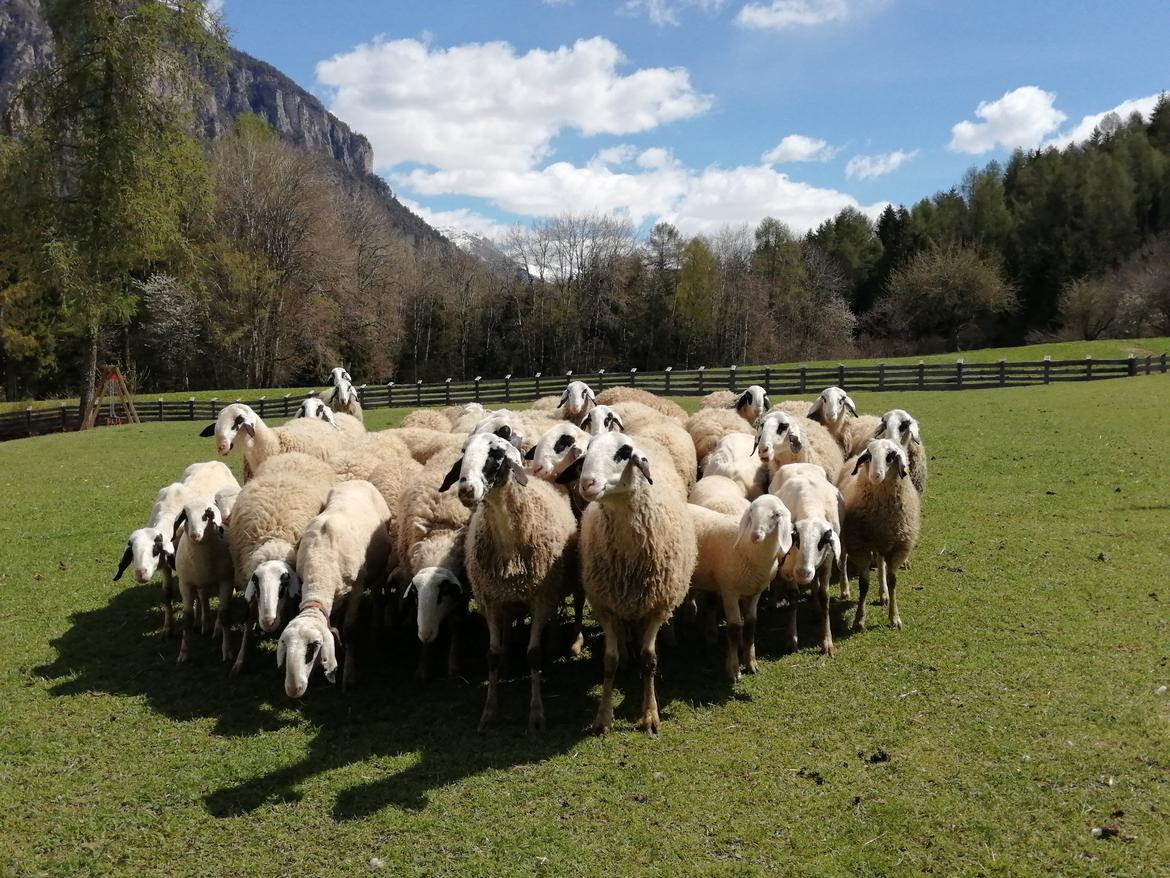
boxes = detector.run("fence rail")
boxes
[3,353,1166,442]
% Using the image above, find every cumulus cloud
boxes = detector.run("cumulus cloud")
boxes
[844,149,917,180]
[948,86,1067,154]
[316,36,712,173]
[623,0,727,26]
[736,0,848,29]
[400,199,511,242]
[1044,93,1163,149]
[761,134,838,164]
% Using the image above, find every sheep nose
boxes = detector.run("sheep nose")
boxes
[134,568,148,581]
[418,628,437,643]
[216,442,230,455]
[288,683,305,699]
[259,615,278,632]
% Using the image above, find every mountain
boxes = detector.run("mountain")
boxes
[440,227,520,274]
[0,0,448,247]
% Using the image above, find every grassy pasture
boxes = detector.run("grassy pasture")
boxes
[2,378,1169,876]
[3,335,1168,414]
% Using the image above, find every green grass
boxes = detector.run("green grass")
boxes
[3,379,1170,876]
[5,336,1169,414]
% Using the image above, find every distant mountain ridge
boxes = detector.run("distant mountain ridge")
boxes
[0,0,448,247]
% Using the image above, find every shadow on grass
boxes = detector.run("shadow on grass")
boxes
[35,581,865,818]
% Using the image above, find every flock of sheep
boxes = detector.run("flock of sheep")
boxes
[114,366,926,733]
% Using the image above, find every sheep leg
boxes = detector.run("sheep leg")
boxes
[853,560,869,631]
[230,602,255,677]
[479,603,504,732]
[837,554,851,601]
[416,641,435,682]
[446,619,463,678]
[635,615,665,734]
[877,557,889,606]
[199,590,213,635]
[741,592,762,674]
[592,612,621,735]
[568,585,585,657]
[177,586,195,664]
[720,591,744,684]
[161,569,176,637]
[341,595,362,692]
[816,566,835,657]
[886,559,902,630]
[785,583,800,652]
[527,603,552,732]
[218,580,234,663]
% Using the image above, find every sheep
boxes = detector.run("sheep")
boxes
[226,452,336,675]
[401,408,454,431]
[439,432,578,730]
[579,404,624,437]
[594,386,687,422]
[755,411,844,486]
[576,430,697,734]
[871,409,928,494]
[773,399,813,418]
[549,379,596,422]
[806,386,860,451]
[773,463,845,656]
[689,475,750,517]
[173,493,233,663]
[394,447,473,677]
[700,433,769,499]
[215,485,241,523]
[278,480,392,697]
[688,495,794,682]
[698,384,771,424]
[382,427,464,464]
[685,408,755,467]
[325,367,364,422]
[580,401,662,435]
[525,422,591,483]
[179,460,240,500]
[628,418,698,495]
[294,396,338,427]
[199,403,345,481]
[838,439,921,632]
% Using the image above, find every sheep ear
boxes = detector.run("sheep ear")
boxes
[851,451,871,476]
[843,395,858,417]
[113,545,132,581]
[827,529,842,566]
[632,454,653,485]
[807,397,824,423]
[909,423,922,446]
[762,394,771,411]
[609,413,624,431]
[874,416,887,438]
[523,445,536,461]
[898,457,908,480]
[242,422,256,438]
[788,430,802,452]
[243,577,257,602]
[507,457,529,486]
[275,637,286,669]
[321,629,340,683]
[555,457,584,485]
[585,387,596,403]
[438,457,463,492]
[750,436,760,455]
[557,388,568,408]
[172,510,187,540]
[735,392,751,410]
[199,424,215,437]
[734,508,753,547]
[777,515,794,556]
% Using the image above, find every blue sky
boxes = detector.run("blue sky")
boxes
[215,0,1168,238]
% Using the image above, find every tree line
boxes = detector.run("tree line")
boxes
[1,2,1168,409]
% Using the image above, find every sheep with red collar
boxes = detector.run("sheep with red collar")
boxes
[278,479,391,698]
[439,432,578,731]
[837,438,921,632]
[688,495,794,683]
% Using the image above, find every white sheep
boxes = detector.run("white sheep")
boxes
[594,386,688,422]
[873,409,927,494]
[214,485,241,523]
[689,495,794,682]
[698,384,771,424]
[226,452,336,675]
[173,493,233,663]
[440,432,578,730]
[688,475,750,517]
[685,407,755,464]
[295,396,338,426]
[773,463,845,656]
[755,411,844,487]
[806,386,860,451]
[400,408,454,431]
[838,438,921,631]
[200,402,345,480]
[577,431,697,734]
[555,380,596,422]
[326,367,364,422]
[700,433,769,499]
[278,480,392,697]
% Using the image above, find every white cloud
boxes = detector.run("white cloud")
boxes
[1044,93,1163,149]
[623,0,727,26]
[591,144,638,166]
[736,0,848,29]
[315,36,711,174]
[844,149,917,180]
[541,0,574,6]
[398,162,882,235]
[948,86,1067,154]
[400,199,511,242]
[762,134,838,163]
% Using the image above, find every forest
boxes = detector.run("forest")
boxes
[0,1,1168,412]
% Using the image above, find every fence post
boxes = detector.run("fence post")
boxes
[1146,356,1152,375]
[630,367,638,388]
[917,361,925,390]
[1162,354,1167,374]
[189,397,196,419]
[157,399,164,421]
[61,405,68,431]
[283,394,291,416]
[359,384,367,407]
[998,359,1006,387]
[838,364,845,387]
[258,396,266,418]
[445,378,452,405]
[1085,355,1093,380]
[26,407,32,432]
[698,366,705,394]
[728,364,737,391]
[956,360,964,389]
[474,377,481,401]
[799,366,806,395]
[1128,354,1137,377]
[388,382,395,406]
[416,380,422,406]
[534,372,542,398]
[504,374,512,403]
[1043,356,1051,384]
[664,366,672,395]
[763,366,771,393]
[878,363,885,391]
[597,369,605,391]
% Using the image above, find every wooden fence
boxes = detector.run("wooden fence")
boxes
[3,353,1166,442]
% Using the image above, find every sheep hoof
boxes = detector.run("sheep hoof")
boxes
[890,616,903,630]
[787,637,799,654]
[176,649,189,665]
[820,641,836,657]
[877,595,889,607]
[852,617,866,633]
[635,712,660,735]
[568,633,585,657]
[744,658,759,675]
[478,708,498,733]
[528,710,546,732]
[591,707,613,735]
[228,660,244,677]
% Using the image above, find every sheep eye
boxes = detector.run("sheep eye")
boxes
[305,642,321,664]
[791,529,800,548]
[496,425,511,440]
[553,434,573,453]
[614,445,633,463]
[151,544,161,556]
[280,572,290,585]
[899,422,910,432]
[886,452,898,464]
[250,574,259,586]
[233,415,245,428]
